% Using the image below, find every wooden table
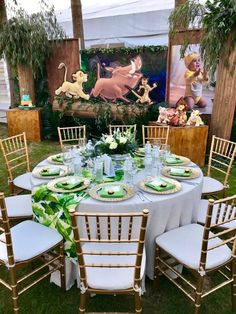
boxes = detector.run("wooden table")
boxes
[148,122,209,166]
[7,108,42,142]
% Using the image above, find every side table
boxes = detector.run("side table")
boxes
[7,108,42,142]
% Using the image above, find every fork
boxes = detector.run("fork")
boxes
[138,190,153,202]
[136,191,145,202]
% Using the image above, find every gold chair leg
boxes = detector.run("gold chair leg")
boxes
[153,245,160,289]
[59,242,66,291]
[9,266,19,314]
[194,275,204,314]
[232,259,236,310]
[134,291,142,313]
[79,292,87,314]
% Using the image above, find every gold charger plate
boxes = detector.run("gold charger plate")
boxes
[89,183,135,202]
[161,166,200,180]
[164,155,191,166]
[139,177,181,195]
[32,165,68,179]
[47,154,64,165]
[47,176,90,193]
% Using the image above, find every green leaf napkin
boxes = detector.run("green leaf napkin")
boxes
[165,157,183,165]
[145,178,175,192]
[56,179,84,190]
[52,155,63,163]
[40,167,61,176]
[169,168,191,177]
[99,185,125,198]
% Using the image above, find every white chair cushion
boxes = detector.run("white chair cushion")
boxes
[0,220,63,264]
[83,242,146,290]
[202,176,224,194]
[155,224,231,270]
[2,194,32,218]
[197,199,236,228]
[13,172,32,191]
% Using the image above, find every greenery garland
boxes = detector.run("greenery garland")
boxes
[80,45,167,56]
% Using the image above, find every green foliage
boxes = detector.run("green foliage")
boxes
[169,0,236,78]
[0,1,65,75]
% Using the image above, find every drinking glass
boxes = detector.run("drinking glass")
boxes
[152,139,162,149]
[63,147,73,174]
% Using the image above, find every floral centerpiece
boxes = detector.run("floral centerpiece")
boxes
[96,129,137,156]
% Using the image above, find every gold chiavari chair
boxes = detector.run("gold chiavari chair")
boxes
[0,193,65,314]
[0,132,32,194]
[109,124,137,136]
[154,195,236,314]
[69,209,149,314]
[202,135,236,198]
[142,125,170,146]
[57,125,86,150]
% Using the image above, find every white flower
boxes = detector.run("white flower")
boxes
[105,135,114,144]
[119,136,127,144]
[109,141,118,150]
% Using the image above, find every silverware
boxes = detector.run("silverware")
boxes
[136,191,145,201]
[138,190,153,202]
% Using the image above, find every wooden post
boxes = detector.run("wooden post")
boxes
[17,64,35,104]
[209,32,236,140]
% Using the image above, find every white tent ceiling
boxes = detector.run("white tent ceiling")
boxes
[56,0,175,47]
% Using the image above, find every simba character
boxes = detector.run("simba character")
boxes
[129,77,157,105]
[184,52,208,109]
[55,63,90,100]
[91,55,143,103]
[187,110,204,126]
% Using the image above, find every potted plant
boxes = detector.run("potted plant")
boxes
[0,2,65,104]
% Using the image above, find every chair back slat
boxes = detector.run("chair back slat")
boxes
[0,193,15,266]
[57,126,86,150]
[207,135,236,186]
[0,132,30,181]
[70,209,149,288]
[109,124,137,137]
[142,125,170,146]
[200,196,236,271]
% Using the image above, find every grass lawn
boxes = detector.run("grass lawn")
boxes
[0,123,235,314]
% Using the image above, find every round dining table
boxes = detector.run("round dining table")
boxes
[31,158,203,289]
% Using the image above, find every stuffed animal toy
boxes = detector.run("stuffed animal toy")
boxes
[186,110,204,126]
[157,106,169,124]
[175,97,188,126]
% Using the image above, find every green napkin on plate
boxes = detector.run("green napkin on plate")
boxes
[169,168,191,177]
[56,178,84,190]
[52,155,63,163]
[165,157,183,165]
[40,167,61,176]
[99,185,125,198]
[145,178,175,192]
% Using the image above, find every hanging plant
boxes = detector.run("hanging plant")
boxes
[0,1,65,76]
[169,0,236,78]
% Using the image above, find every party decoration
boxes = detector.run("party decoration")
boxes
[129,77,157,105]
[55,63,90,100]
[175,97,188,126]
[184,52,208,110]
[91,55,143,103]
[186,110,204,126]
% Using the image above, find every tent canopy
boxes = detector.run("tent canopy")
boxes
[56,0,175,47]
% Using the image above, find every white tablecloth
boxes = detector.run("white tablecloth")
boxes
[31,160,203,287]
